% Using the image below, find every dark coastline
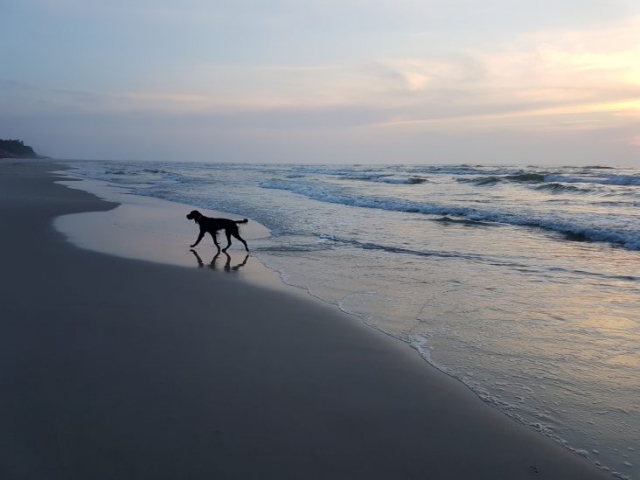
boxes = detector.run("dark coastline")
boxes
[0,139,41,159]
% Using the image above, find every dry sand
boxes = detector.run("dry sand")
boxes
[0,159,610,479]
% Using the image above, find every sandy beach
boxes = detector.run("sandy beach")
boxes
[0,159,611,479]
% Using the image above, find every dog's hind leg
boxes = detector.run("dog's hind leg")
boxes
[232,231,249,252]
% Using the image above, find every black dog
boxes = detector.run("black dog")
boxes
[186,210,249,252]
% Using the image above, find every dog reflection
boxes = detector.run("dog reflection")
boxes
[191,250,249,272]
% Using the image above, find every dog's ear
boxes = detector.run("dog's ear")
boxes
[188,210,203,222]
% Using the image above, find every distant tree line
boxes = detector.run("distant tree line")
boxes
[0,139,38,158]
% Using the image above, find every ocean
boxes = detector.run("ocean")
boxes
[63,161,639,478]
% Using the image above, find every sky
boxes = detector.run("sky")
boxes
[1,0,639,165]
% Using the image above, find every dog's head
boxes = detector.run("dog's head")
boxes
[186,210,202,222]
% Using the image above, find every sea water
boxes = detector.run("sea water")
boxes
[64,161,640,478]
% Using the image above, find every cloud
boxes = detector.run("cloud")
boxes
[5,18,639,133]
[353,21,640,132]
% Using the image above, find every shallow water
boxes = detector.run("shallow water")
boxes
[63,161,640,478]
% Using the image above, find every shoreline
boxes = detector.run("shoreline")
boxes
[53,173,283,291]
[0,159,611,479]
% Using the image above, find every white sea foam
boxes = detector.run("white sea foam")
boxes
[260,177,640,250]
[546,174,640,186]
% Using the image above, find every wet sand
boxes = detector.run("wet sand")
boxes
[0,159,610,479]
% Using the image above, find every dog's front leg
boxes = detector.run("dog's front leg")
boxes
[190,230,205,248]
[211,233,221,251]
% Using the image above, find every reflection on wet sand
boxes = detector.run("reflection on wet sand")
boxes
[190,249,249,272]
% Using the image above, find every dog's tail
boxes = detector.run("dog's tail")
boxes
[235,219,249,224]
